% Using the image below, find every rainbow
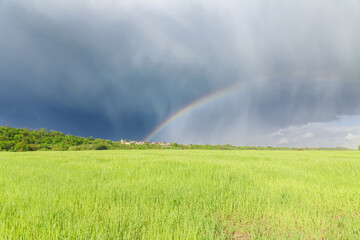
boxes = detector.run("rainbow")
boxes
[144,80,260,142]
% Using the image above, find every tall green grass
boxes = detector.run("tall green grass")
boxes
[1,150,360,239]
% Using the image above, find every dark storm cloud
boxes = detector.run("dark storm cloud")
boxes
[0,1,217,139]
[0,0,359,143]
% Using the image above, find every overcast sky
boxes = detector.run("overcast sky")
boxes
[1,0,360,148]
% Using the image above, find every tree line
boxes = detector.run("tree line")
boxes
[0,126,356,152]
[0,126,108,151]
[0,126,176,152]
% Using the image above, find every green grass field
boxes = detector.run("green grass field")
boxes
[1,150,360,239]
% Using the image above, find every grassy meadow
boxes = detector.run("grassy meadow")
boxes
[1,150,360,239]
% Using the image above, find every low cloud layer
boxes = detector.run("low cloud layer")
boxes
[0,0,360,146]
[267,116,360,149]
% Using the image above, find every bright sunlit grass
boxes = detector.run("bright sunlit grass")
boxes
[1,150,360,239]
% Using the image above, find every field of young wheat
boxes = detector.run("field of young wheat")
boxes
[1,150,359,239]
